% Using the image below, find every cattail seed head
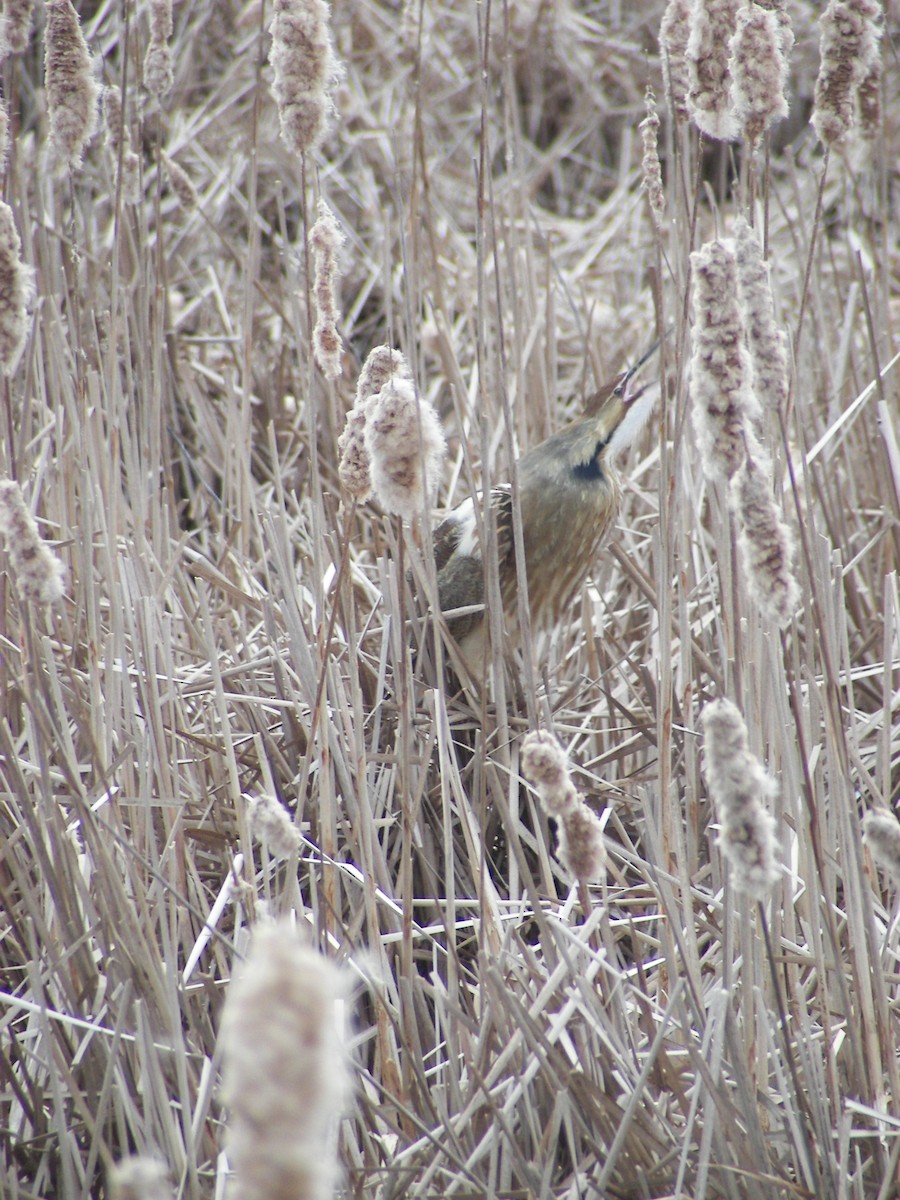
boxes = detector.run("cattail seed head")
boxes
[640,88,665,226]
[161,151,198,210]
[0,479,66,606]
[690,237,756,481]
[521,732,607,881]
[220,922,350,1200]
[247,793,302,860]
[355,345,409,407]
[733,218,788,414]
[688,0,741,141]
[730,449,799,627]
[44,0,99,169]
[269,0,341,157]
[337,405,372,500]
[0,201,32,375]
[144,0,174,99]
[558,805,608,884]
[660,0,692,123]
[701,698,780,900]
[364,375,446,521]
[862,807,900,885]
[0,0,35,60]
[812,0,881,148]
[338,347,411,501]
[730,3,791,144]
[521,730,580,817]
[102,86,141,205]
[856,55,881,139]
[109,1157,173,1200]
[309,200,344,380]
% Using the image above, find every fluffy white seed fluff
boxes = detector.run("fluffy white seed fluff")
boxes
[701,698,781,900]
[219,922,350,1200]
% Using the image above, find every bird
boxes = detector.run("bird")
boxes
[430,353,659,676]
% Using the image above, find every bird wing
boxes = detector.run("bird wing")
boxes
[432,485,518,642]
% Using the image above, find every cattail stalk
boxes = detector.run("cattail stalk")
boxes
[0,479,66,605]
[309,201,344,380]
[701,698,780,899]
[521,731,607,883]
[687,0,740,141]
[690,237,756,481]
[220,922,350,1200]
[44,0,99,169]
[269,0,341,157]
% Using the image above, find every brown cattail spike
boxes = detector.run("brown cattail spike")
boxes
[44,0,99,169]
[701,698,780,899]
[690,238,756,481]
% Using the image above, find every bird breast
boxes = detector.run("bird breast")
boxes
[515,457,623,622]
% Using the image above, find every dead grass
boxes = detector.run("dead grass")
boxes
[0,1,898,1198]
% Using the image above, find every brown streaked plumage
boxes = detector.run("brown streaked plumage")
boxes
[433,368,657,674]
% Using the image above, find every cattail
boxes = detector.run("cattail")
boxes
[0,201,31,375]
[364,374,446,521]
[733,218,788,414]
[729,3,791,145]
[161,151,198,210]
[337,347,411,501]
[690,238,756,481]
[862,807,900,885]
[0,99,8,172]
[144,0,174,98]
[812,0,881,148]
[659,0,692,123]
[688,0,740,141]
[640,88,665,227]
[0,479,66,606]
[701,698,780,900]
[521,730,580,817]
[44,0,99,169]
[856,55,881,139]
[220,922,350,1200]
[558,806,608,885]
[730,448,799,627]
[309,200,344,380]
[269,0,341,157]
[109,1157,173,1200]
[0,0,35,59]
[337,406,372,500]
[354,345,408,408]
[248,793,302,860]
[102,85,141,205]
[521,731,607,882]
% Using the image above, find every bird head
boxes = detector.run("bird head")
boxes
[565,371,658,477]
